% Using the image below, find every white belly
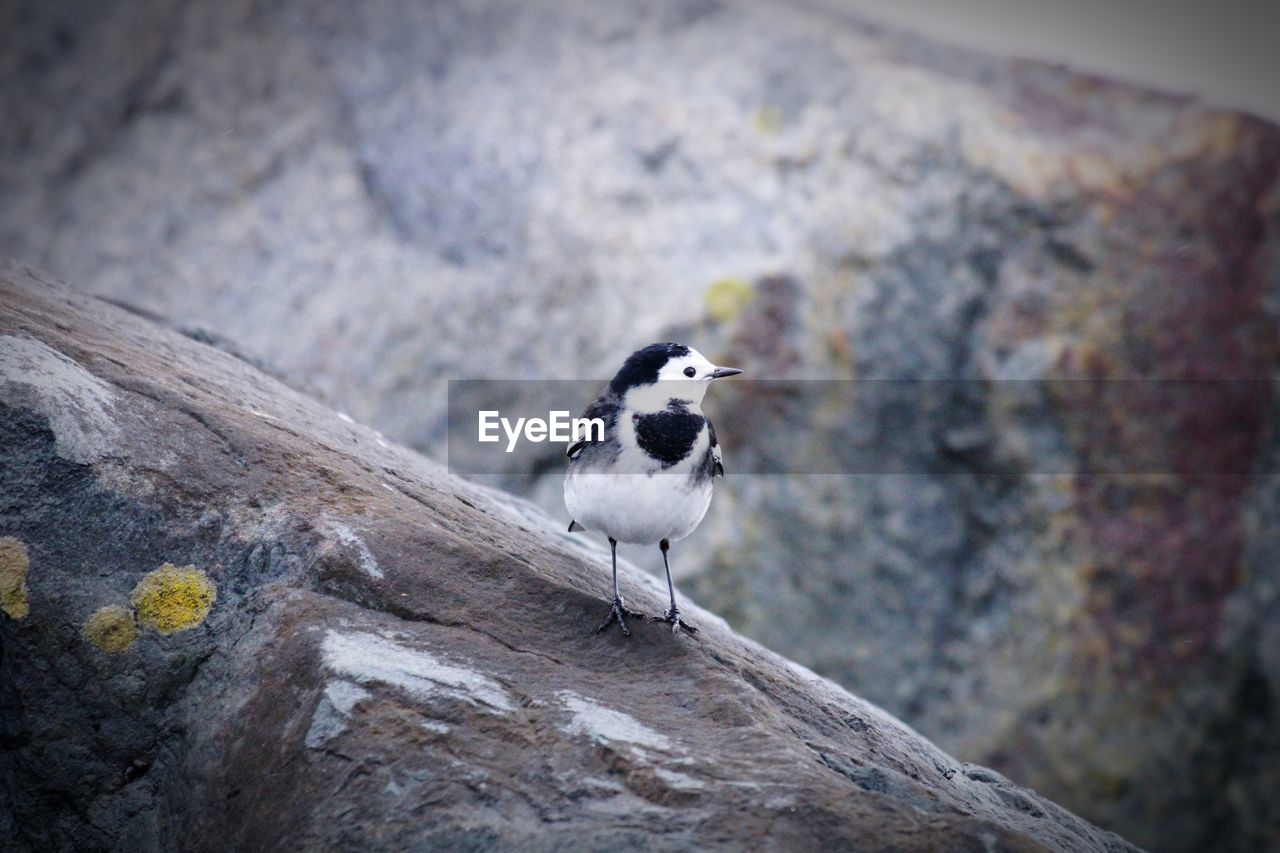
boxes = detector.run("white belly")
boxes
[564,471,713,544]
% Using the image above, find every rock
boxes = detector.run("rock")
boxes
[2,2,1278,848]
[0,266,1136,850]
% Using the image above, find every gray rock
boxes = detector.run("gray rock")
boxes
[0,265,1137,851]
[2,1,1279,848]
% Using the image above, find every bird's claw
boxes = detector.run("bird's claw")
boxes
[650,608,697,636]
[596,597,645,636]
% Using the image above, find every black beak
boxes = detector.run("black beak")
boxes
[709,366,743,379]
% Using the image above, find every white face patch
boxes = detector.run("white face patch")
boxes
[655,347,717,382]
[626,347,719,412]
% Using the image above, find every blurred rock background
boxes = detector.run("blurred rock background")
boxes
[2,0,1278,849]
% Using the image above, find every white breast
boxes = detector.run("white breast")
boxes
[565,402,716,544]
[564,469,713,544]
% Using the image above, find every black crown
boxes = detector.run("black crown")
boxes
[609,343,691,394]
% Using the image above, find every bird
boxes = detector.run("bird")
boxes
[565,343,741,636]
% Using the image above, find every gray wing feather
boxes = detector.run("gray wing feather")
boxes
[566,393,619,460]
[706,417,724,477]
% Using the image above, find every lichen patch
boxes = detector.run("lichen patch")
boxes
[0,537,31,620]
[83,605,139,653]
[131,564,216,634]
[704,278,754,324]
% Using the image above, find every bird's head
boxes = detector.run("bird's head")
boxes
[610,343,742,411]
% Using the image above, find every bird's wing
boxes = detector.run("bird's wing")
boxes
[566,395,618,460]
[706,417,724,477]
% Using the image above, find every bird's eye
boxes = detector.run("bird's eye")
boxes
[683,366,697,378]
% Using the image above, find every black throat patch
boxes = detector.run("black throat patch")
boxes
[633,408,704,468]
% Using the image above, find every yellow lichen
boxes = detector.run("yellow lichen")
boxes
[704,278,754,324]
[754,105,782,135]
[0,537,31,620]
[131,564,216,634]
[83,605,139,653]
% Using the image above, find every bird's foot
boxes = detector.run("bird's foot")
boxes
[650,607,698,636]
[596,597,645,637]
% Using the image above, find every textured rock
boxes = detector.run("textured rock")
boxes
[2,1,1279,849]
[0,266,1137,851]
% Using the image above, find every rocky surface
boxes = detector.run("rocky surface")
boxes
[3,1,1279,849]
[0,266,1141,850]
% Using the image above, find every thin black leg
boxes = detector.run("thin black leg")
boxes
[651,538,697,635]
[612,537,621,601]
[596,537,644,636]
[661,539,676,612]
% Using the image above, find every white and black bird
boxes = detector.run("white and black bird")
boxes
[565,343,741,636]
